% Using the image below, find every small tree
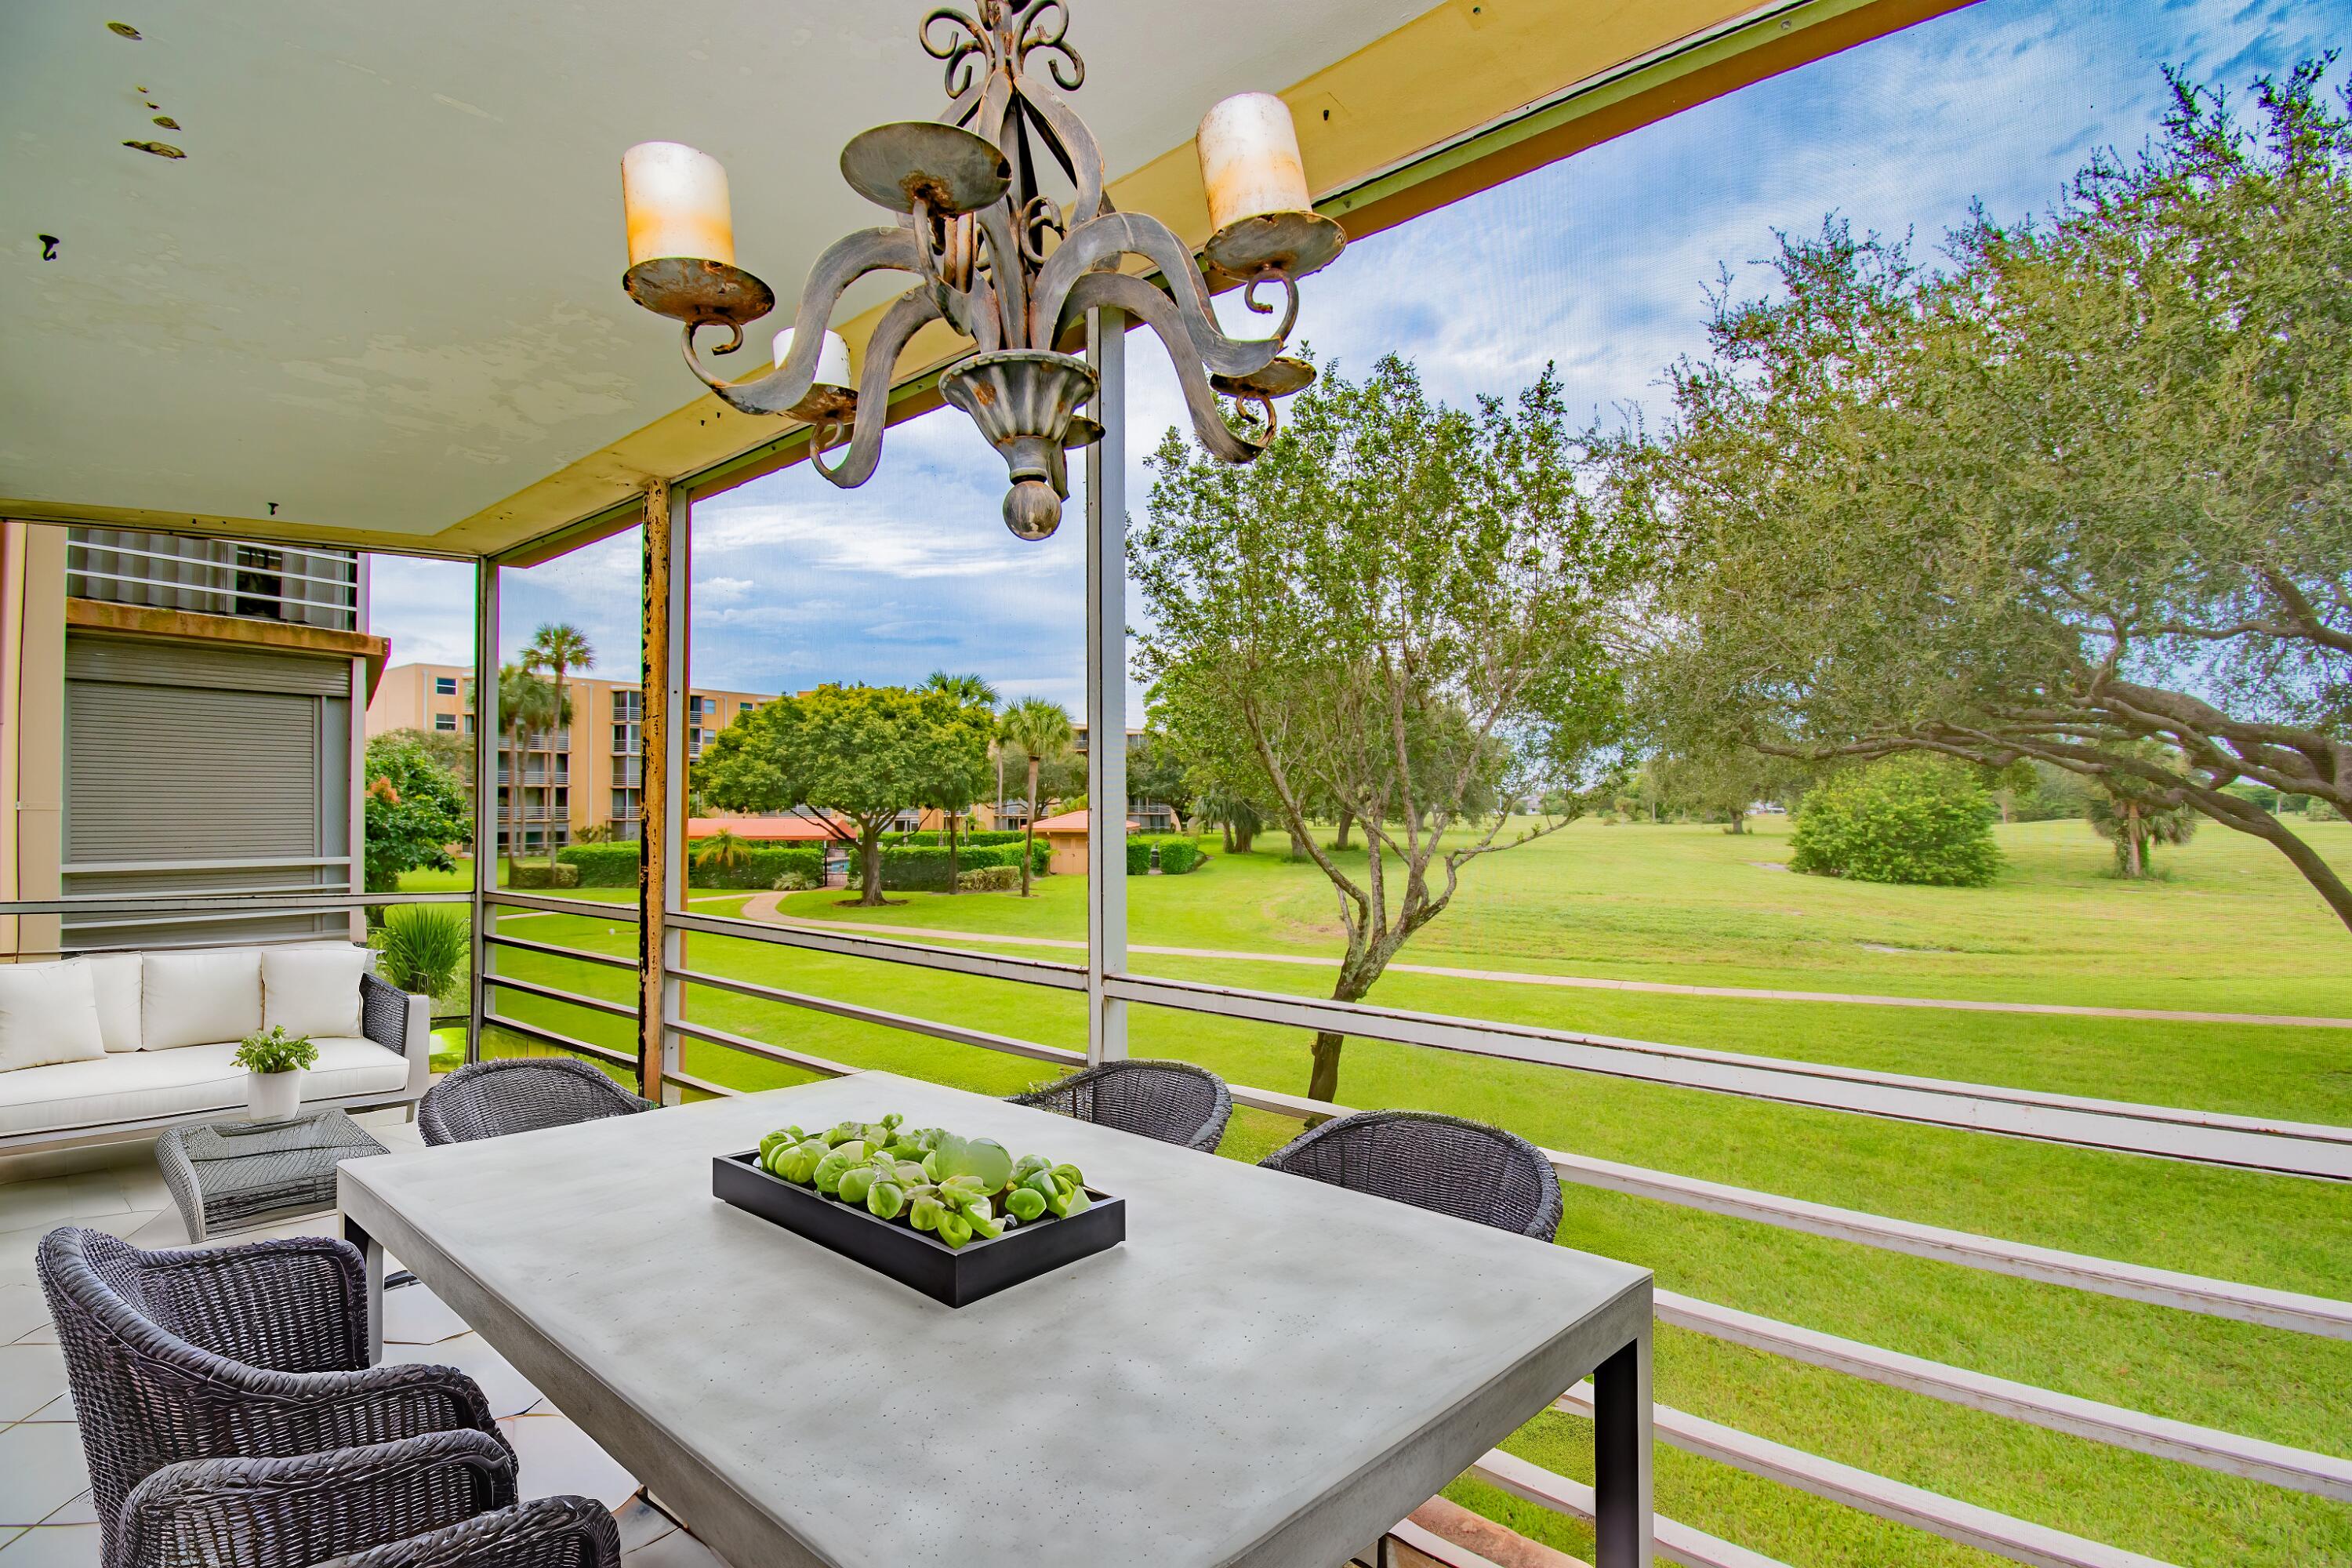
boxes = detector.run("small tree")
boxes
[691,829,754,877]
[361,732,473,894]
[1789,756,2003,887]
[923,672,1000,893]
[2085,744,2198,877]
[696,684,991,906]
[524,623,594,866]
[1137,355,1641,1103]
[472,666,556,877]
[998,697,1075,897]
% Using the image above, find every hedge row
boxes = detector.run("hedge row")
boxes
[885,829,1028,848]
[878,840,1047,892]
[557,841,826,890]
[1127,836,1207,875]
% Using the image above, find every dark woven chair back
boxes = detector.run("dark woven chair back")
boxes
[38,1226,505,1568]
[1008,1059,1232,1151]
[1258,1110,1563,1240]
[419,1057,652,1146]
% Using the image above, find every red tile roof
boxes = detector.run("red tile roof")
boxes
[1029,808,1139,833]
[687,815,843,842]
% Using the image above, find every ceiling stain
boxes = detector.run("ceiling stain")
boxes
[151,115,180,130]
[106,21,142,39]
[123,139,185,158]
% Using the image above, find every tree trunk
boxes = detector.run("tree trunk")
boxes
[2122,804,2145,878]
[1334,809,1355,850]
[855,829,885,906]
[504,727,523,878]
[546,670,567,867]
[1221,822,1234,852]
[1726,808,1747,835]
[1307,1029,1346,1105]
[945,809,960,895]
[1234,824,1255,853]
[1021,760,1040,896]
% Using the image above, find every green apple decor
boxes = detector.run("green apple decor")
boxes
[755,1113,1089,1250]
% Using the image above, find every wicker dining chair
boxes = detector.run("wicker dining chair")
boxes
[37,1227,506,1568]
[1258,1109,1563,1240]
[118,1430,616,1568]
[1009,1058,1233,1152]
[419,1058,653,1147]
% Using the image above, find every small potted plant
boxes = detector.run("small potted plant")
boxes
[234,1025,319,1122]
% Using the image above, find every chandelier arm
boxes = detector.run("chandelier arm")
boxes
[681,227,924,416]
[1062,271,1265,464]
[1035,212,1281,377]
[975,204,1030,349]
[811,289,948,489]
[1006,72,1105,224]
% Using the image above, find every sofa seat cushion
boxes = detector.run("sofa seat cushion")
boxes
[0,1036,407,1138]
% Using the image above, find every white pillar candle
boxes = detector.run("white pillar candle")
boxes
[771,327,854,387]
[1196,93,1312,234]
[622,141,735,267]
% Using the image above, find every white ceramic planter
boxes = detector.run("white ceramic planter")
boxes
[246,1068,304,1123]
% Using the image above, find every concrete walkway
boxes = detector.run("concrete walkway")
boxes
[728,892,2352,1030]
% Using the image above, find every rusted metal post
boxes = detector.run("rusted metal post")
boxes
[637,481,672,1102]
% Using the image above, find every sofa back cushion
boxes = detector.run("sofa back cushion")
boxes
[142,949,263,1051]
[261,945,366,1040]
[0,960,108,1072]
[84,953,144,1052]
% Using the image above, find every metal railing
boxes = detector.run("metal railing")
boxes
[66,529,359,630]
[9,882,2341,1567]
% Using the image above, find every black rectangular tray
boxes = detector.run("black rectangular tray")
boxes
[713,1151,1125,1308]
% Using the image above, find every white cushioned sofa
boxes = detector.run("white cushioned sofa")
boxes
[0,942,430,1153]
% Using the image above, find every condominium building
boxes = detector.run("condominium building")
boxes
[2,523,383,954]
[365,662,775,849]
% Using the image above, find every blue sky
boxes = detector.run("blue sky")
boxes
[368,0,2348,717]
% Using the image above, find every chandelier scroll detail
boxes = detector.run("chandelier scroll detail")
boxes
[618,0,1344,539]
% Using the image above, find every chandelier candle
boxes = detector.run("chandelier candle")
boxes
[618,0,1344,538]
[621,141,735,268]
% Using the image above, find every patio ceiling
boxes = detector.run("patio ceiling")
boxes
[1,0,1967,561]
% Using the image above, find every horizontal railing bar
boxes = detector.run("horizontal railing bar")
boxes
[1465,1448,1789,1568]
[1211,1080,2352,1339]
[1653,1289,2352,1501]
[670,965,1087,1068]
[666,909,1085,991]
[1103,973,2352,1179]
[63,855,355,874]
[664,1066,742,1099]
[487,891,641,920]
[1547,1145,2352,1340]
[69,539,361,587]
[1548,1384,2179,1568]
[3,891,454,919]
[483,932,637,971]
[664,1014,861,1080]
[481,972,635,1019]
[478,1011,636,1070]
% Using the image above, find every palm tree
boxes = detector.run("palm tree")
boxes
[484,664,557,878]
[997,696,1072,897]
[524,624,595,866]
[924,672,1000,894]
[691,828,753,879]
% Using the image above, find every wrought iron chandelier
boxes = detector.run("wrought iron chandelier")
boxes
[618,0,1342,539]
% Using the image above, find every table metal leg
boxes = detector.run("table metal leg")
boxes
[1593,1332,1653,1568]
[344,1214,383,1366]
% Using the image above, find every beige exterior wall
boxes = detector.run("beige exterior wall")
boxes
[366,661,775,844]
[1,521,66,959]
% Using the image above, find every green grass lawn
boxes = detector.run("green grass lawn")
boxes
[414,817,2352,1566]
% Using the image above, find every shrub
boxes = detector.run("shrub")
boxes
[956,865,1022,891]
[1790,756,2003,887]
[558,843,639,886]
[378,904,469,999]
[234,1025,318,1074]
[1127,835,1207,874]
[879,840,1047,891]
[508,862,582,890]
[692,846,824,890]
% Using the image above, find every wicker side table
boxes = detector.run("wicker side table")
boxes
[156,1110,389,1242]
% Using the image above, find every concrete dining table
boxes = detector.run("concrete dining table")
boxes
[339,1070,1653,1567]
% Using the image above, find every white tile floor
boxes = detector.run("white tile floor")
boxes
[0,1111,726,1566]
